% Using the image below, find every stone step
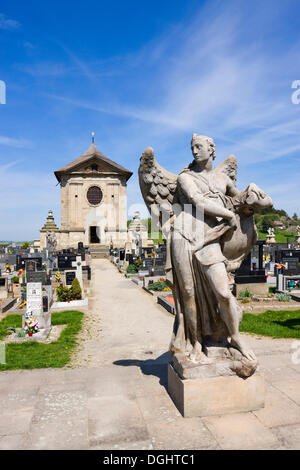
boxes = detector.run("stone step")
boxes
[89,245,109,259]
[91,252,109,259]
[90,248,108,252]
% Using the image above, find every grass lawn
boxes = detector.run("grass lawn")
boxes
[240,309,300,339]
[0,310,83,371]
[257,230,295,243]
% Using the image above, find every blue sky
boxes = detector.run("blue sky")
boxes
[0,0,300,240]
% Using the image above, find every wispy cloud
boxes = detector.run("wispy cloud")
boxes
[0,136,32,149]
[0,13,20,30]
[46,1,300,168]
[17,62,72,77]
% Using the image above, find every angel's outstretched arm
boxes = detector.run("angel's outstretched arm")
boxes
[178,173,234,221]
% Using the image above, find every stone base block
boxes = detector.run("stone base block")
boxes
[235,282,269,296]
[168,363,265,418]
[22,312,51,330]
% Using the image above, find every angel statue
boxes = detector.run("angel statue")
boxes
[139,134,273,379]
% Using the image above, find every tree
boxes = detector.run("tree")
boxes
[71,277,82,300]
[21,241,30,249]
[260,214,277,233]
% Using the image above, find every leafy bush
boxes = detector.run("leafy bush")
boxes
[71,278,82,300]
[238,288,252,299]
[276,293,291,302]
[56,285,73,302]
[127,264,137,274]
[148,281,170,291]
[56,278,82,302]
[11,276,19,284]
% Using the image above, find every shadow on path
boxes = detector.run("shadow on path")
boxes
[114,351,172,388]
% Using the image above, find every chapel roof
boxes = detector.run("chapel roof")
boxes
[54,143,133,182]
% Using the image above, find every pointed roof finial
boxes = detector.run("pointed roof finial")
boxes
[91,132,95,144]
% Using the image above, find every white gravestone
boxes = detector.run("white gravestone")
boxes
[25,282,51,330]
[26,282,42,315]
[72,256,86,292]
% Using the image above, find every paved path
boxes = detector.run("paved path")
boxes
[0,259,300,450]
[70,259,173,368]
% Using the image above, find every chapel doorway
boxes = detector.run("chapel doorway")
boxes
[90,226,100,244]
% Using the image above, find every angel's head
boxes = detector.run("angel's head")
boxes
[191,134,216,166]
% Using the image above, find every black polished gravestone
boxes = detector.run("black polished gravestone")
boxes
[57,253,77,270]
[26,271,50,285]
[151,266,166,276]
[25,260,37,272]
[42,296,48,313]
[66,271,76,285]
[143,259,154,268]
[282,257,300,275]
[155,258,165,267]
[235,240,266,285]
[16,256,42,271]
[126,254,134,264]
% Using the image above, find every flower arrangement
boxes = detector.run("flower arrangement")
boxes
[55,271,61,281]
[24,316,39,336]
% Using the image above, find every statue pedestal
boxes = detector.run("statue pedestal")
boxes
[168,363,264,418]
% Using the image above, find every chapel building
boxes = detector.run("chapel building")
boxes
[40,142,132,250]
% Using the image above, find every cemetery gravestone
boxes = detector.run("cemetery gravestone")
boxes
[26,271,49,285]
[25,282,51,330]
[25,260,37,272]
[66,271,76,285]
[72,256,86,291]
[282,257,300,275]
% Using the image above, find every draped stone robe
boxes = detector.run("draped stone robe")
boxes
[169,168,240,356]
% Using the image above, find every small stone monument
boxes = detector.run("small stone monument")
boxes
[266,227,276,244]
[139,134,273,417]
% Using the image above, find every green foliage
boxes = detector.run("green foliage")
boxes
[276,293,292,302]
[260,214,278,233]
[56,285,73,302]
[71,278,82,300]
[135,259,143,270]
[56,278,82,302]
[240,310,300,338]
[148,281,170,291]
[127,264,138,274]
[11,276,19,284]
[268,286,276,294]
[238,288,252,299]
[21,241,30,249]
[17,330,26,338]
[0,311,84,370]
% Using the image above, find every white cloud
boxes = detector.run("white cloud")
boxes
[0,136,32,149]
[0,13,20,30]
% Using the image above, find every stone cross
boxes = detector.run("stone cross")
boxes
[72,255,86,291]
